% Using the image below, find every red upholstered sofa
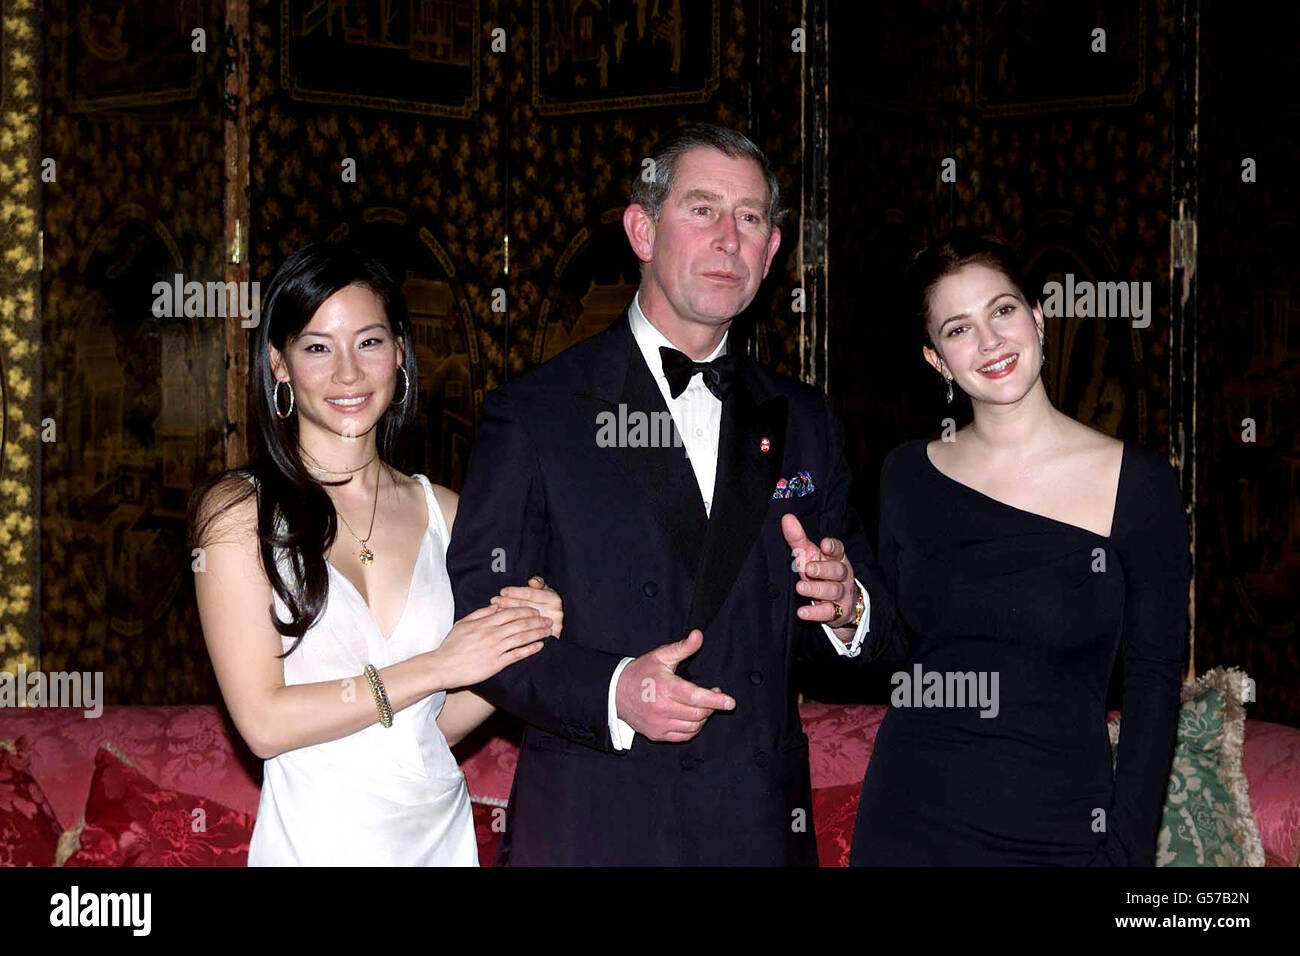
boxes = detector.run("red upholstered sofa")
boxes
[3,703,1298,866]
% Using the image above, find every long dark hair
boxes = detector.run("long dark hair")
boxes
[188,242,419,655]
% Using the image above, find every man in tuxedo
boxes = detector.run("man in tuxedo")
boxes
[446,123,904,865]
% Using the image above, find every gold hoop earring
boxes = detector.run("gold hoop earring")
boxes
[274,379,294,419]
[391,366,410,406]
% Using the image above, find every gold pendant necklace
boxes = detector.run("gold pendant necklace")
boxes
[336,463,382,565]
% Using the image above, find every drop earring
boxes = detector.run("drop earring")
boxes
[936,358,955,404]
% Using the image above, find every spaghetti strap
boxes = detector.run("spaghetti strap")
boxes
[415,474,451,557]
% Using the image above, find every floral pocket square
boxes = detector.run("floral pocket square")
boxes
[773,470,816,499]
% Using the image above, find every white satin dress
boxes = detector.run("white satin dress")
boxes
[247,474,478,866]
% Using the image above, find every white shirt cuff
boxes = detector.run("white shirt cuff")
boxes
[608,656,637,750]
[821,577,870,657]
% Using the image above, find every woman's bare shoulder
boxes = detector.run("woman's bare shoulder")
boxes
[379,464,457,529]
[382,466,430,506]
[925,427,977,467]
[431,484,459,530]
[194,473,260,549]
[382,464,417,487]
[1059,419,1124,470]
[1069,418,1123,450]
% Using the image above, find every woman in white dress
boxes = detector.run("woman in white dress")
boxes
[189,242,557,865]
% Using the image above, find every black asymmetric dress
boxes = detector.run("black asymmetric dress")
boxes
[850,439,1190,866]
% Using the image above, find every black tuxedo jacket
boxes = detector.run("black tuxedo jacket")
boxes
[446,309,904,865]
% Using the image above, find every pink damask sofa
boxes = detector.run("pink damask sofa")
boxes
[2,703,1297,866]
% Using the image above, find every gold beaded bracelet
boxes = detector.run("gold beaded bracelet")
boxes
[363,663,393,728]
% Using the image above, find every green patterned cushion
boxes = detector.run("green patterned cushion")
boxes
[1108,666,1265,866]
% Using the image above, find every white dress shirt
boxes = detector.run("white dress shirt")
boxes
[606,293,871,749]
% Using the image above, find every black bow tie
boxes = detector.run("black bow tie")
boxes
[659,347,735,401]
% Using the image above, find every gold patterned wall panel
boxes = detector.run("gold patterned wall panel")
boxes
[27,0,812,704]
[254,0,812,477]
[280,0,481,116]
[40,0,229,703]
[974,0,1146,115]
[827,0,1178,464]
[23,2,1299,727]
[252,0,509,442]
[0,0,42,676]
[531,0,720,115]
[510,0,810,387]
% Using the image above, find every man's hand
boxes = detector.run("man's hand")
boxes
[614,629,735,742]
[782,513,859,634]
[491,575,564,637]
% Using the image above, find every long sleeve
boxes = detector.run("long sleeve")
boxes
[870,448,912,666]
[607,657,636,749]
[446,387,626,752]
[796,402,908,669]
[1091,450,1191,865]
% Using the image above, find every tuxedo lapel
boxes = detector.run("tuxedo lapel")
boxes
[578,311,709,576]
[684,358,787,634]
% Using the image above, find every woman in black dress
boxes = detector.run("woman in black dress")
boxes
[850,231,1190,865]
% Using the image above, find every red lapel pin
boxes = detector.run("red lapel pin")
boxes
[760,437,771,453]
